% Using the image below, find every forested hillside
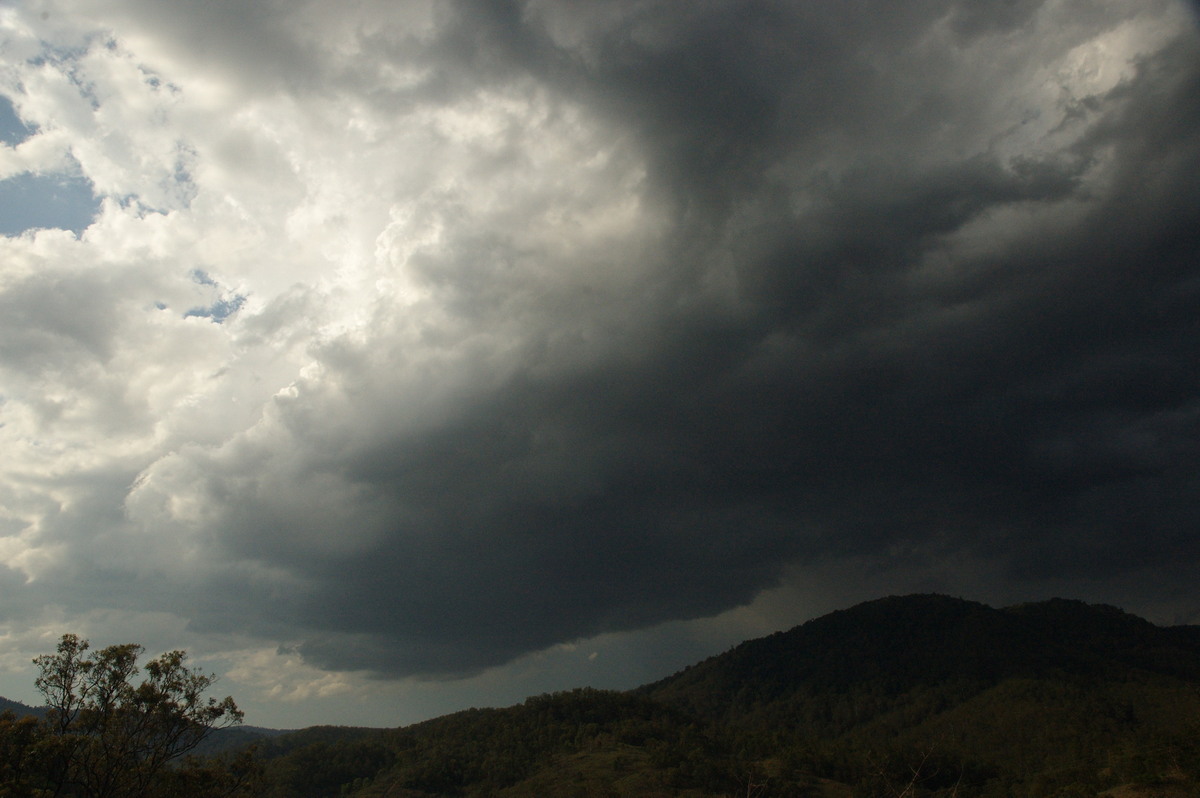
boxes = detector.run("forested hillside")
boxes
[6,595,1200,796]
[239,595,1200,797]
[641,595,1200,795]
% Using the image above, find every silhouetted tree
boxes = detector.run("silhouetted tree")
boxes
[32,633,243,798]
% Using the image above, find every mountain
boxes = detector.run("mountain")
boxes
[245,595,1200,797]
[191,723,294,756]
[639,594,1200,795]
[642,594,1200,726]
[0,696,44,718]
[9,595,1199,796]
[261,688,757,798]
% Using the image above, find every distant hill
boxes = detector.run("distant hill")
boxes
[241,594,1200,797]
[0,696,44,718]
[0,694,281,754]
[642,594,1200,724]
[10,595,1199,796]
[266,688,749,798]
[191,723,294,756]
[639,594,1200,795]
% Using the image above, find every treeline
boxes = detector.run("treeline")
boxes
[239,676,1200,797]
[242,596,1200,797]
[254,689,752,797]
[5,596,1200,797]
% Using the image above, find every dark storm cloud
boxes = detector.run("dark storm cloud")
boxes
[118,0,1200,676]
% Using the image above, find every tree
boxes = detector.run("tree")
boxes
[32,633,244,798]
[0,710,47,797]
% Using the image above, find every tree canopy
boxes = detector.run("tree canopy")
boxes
[1,633,247,798]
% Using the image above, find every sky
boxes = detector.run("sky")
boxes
[1,0,1199,729]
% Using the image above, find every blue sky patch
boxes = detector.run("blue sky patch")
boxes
[1,96,99,236]
[185,295,246,323]
[185,270,246,322]
[0,96,35,146]
[0,172,100,236]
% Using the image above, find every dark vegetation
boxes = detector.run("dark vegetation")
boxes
[0,634,247,798]
[4,595,1200,796]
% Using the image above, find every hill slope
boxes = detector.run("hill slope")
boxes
[0,697,43,718]
[48,594,1195,797]
[640,594,1200,795]
[643,594,1200,724]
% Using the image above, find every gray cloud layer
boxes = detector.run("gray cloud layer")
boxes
[3,0,1199,680]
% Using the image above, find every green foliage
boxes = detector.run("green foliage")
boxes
[13,597,1193,798]
[639,596,1200,798]
[0,711,47,798]
[153,748,265,798]
[373,689,742,796]
[257,731,395,798]
[247,689,753,797]
[14,633,247,798]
